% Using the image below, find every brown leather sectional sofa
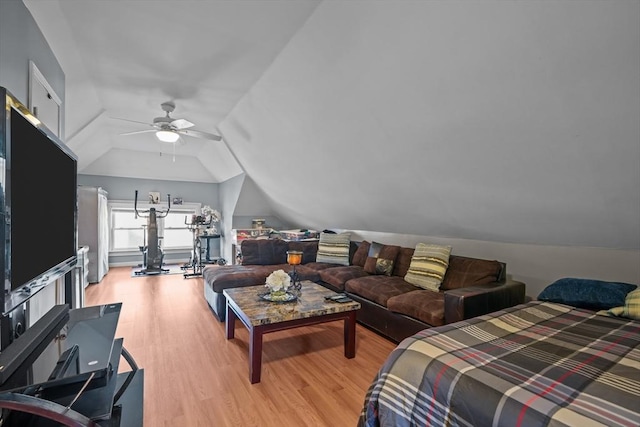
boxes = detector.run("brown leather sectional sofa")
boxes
[203,238,526,342]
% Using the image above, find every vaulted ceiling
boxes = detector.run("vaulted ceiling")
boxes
[23,1,640,250]
[24,0,320,182]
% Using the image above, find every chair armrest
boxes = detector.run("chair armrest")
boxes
[444,279,526,324]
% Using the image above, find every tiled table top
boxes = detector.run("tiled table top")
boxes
[223,281,360,326]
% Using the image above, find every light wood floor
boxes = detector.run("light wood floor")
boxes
[85,267,397,427]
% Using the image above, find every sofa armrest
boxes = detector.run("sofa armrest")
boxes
[444,279,526,324]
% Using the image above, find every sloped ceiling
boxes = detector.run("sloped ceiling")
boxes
[23,0,320,182]
[24,1,640,250]
[219,1,640,250]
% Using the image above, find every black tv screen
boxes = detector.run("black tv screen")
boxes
[9,104,77,291]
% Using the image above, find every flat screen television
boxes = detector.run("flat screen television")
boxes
[1,87,78,314]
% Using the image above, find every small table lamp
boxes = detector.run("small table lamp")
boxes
[287,250,303,294]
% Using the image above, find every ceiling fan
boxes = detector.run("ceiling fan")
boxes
[116,101,222,143]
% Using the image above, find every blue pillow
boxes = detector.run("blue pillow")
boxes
[538,278,637,310]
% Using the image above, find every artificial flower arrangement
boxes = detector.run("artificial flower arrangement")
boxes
[265,269,291,295]
[201,205,221,235]
[201,205,221,223]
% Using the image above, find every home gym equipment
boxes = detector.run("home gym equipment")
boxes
[136,224,148,267]
[183,215,210,278]
[134,190,171,275]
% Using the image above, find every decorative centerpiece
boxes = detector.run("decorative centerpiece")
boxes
[201,205,221,235]
[262,269,296,302]
[287,250,303,296]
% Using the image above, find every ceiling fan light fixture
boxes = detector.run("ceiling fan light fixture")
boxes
[156,130,179,143]
[115,101,221,142]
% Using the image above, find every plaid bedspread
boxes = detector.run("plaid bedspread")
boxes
[358,301,640,427]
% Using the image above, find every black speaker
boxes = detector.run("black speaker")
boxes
[9,304,26,342]
[0,304,26,351]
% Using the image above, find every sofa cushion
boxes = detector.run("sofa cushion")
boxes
[404,243,452,291]
[392,247,415,278]
[319,266,369,291]
[301,262,343,273]
[291,265,322,283]
[364,242,401,276]
[538,278,637,311]
[240,239,288,265]
[387,290,445,327]
[440,256,502,290]
[316,232,351,266]
[351,241,371,267]
[204,264,290,292]
[287,240,319,264]
[345,275,418,307]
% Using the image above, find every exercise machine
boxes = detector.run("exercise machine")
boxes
[136,224,148,268]
[134,190,171,275]
[183,215,209,278]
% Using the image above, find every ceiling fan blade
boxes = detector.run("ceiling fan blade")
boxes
[170,118,194,130]
[120,129,156,136]
[178,129,222,141]
[110,117,156,127]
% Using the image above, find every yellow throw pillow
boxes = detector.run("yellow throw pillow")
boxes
[404,243,452,292]
[598,288,640,320]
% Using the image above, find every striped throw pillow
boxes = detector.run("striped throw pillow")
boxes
[600,288,640,320]
[316,232,351,266]
[404,243,452,291]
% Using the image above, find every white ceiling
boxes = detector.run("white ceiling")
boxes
[21,1,640,250]
[24,0,320,183]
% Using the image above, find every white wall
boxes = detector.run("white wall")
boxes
[218,173,288,263]
[219,174,244,263]
[233,175,287,230]
[0,0,66,345]
[0,0,65,121]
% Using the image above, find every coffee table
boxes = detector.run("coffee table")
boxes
[223,281,361,384]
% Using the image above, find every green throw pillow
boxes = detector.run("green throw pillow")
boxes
[315,232,351,266]
[404,243,452,292]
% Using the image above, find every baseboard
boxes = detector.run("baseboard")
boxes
[109,259,190,268]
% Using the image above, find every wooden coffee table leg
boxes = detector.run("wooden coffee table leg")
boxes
[226,304,236,340]
[249,326,263,384]
[344,311,356,358]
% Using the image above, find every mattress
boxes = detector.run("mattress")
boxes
[358,301,640,427]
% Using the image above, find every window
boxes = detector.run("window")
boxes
[111,209,146,251]
[109,200,201,252]
[163,211,195,249]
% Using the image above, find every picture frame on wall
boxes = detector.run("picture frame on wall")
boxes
[149,192,160,204]
[173,197,183,205]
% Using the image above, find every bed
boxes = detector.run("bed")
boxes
[358,300,640,427]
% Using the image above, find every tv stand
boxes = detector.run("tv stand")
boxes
[0,304,143,426]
